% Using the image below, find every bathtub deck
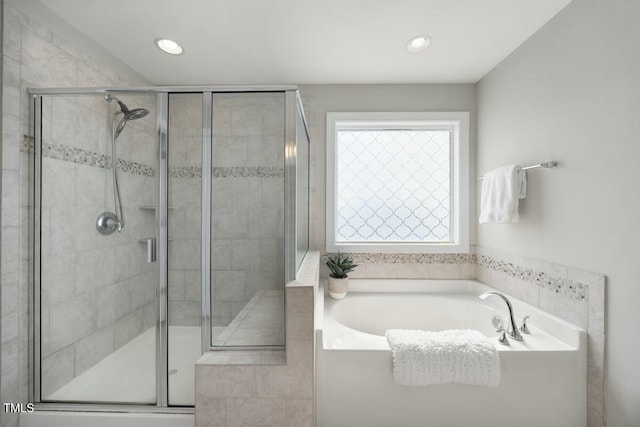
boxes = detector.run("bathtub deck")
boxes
[316,280,587,427]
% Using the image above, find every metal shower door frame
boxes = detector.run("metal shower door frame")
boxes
[28,85,303,413]
[28,89,172,411]
[156,92,169,407]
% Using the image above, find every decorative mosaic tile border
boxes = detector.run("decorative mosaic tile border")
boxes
[212,166,284,178]
[476,254,587,301]
[326,251,587,302]
[327,252,476,264]
[170,166,284,179]
[169,166,202,178]
[22,137,284,179]
[22,137,155,177]
[114,158,155,177]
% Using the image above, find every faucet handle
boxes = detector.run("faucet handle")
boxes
[520,315,531,334]
[491,316,504,332]
[491,316,510,345]
[497,329,510,345]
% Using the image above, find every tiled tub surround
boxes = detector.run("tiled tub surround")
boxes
[38,94,158,399]
[331,252,476,280]
[474,246,605,427]
[195,251,318,427]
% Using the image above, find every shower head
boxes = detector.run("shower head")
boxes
[105,94,149,138]
[114,107,149,138]
[115,99,149,121]
[124,108,149,121]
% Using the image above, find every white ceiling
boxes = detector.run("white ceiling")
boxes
[37,0,572,85]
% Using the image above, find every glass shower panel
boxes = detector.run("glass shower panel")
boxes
[296,106,310,269]
[167,93,203,406]
[39,93,157,404]
[210,92,286,347]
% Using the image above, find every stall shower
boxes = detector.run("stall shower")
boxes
[30,87,310,409]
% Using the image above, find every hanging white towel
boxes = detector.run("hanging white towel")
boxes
[479,164,527,224]
[385,329,500,387]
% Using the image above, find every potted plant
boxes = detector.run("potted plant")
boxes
[324,253,358,299]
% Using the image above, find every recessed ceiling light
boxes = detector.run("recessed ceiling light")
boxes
[406,35,432,53]
[155,38,183,55]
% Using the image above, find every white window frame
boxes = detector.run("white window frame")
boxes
[326,112,469,253]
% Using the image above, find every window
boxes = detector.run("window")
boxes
[326,112,469,253]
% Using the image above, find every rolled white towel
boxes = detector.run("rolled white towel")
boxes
[385,329,500,387]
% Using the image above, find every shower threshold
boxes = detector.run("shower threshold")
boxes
[20,411,194,427]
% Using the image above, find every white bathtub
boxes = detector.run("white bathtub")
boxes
[316,279,586,427]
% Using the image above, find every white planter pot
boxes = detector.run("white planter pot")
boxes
[328,276,348,299]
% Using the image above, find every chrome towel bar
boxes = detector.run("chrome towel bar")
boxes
[479,160,558,180]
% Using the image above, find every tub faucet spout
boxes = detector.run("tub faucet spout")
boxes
[479,291,524,341]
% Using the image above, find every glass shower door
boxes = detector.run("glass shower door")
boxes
[167,93,203,406]
[37,92,158,404]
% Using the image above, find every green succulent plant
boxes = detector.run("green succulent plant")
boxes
[324,253,358,279]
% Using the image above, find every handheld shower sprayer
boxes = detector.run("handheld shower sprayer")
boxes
[96,94,150,235]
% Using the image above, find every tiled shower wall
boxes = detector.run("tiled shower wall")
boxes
[38,94,157,397]
[1,3,147,421]
[209,94,285,329]
[168,94,202,327]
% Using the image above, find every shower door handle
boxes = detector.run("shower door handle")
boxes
[147,238,157,263]
[142,237,157,263]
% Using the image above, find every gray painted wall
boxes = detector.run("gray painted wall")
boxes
[477,0,640,425]
[298,84,477,253]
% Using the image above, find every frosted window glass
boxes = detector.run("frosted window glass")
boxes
[336,129,451,243]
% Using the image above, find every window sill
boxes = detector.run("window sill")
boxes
[328,242,470,254]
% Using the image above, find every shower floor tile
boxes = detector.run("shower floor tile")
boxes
[45,326,201,406]
[43,292,284,405]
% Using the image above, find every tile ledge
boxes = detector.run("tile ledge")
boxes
[196,350,286,366]
[286,279,314,288]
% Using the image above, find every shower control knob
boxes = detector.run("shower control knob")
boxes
[96,211,120,235]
